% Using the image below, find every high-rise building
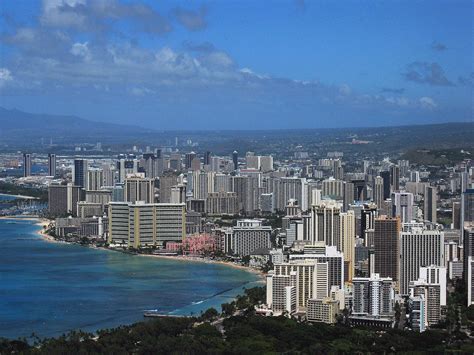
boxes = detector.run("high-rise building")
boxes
[267,272,297,315]
[390,165,400,192]
[23,153,32,177]
[48,153,56,177]
[374,216,401,282]
[231,219,272,256]
[322,177,344,199]
[374,176,384,208]
[419,265,447,306]
[142,153,157,178]
[340,210,355,281]
[409,278,442,327]
[117,155,138,182]
[87,169,104,191]
[159,173,178,203]
[397,159,410,177]
[185,152,196,169]
[352,273,395,317]
[204,151,212,166]
[424,186,437,223]
[48,182,83,216]
[124,174,154,204]
[361,203,377,243]
[206,191,239,215]
[214,173,232,192]
[391,191,414,223]
[108,202,185,247]
[311,201,341,247]
[73,159,88,188]
[232,150,238,171]
[343,181,354,212]
[400,227,445,295]
[380,170,391,200]
[289,244,344,292]
[461,189,474,242]
[307,298,339,324]
[273,260,329,311]
[464,224,474,305]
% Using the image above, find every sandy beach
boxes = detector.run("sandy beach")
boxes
[139,253,265,279]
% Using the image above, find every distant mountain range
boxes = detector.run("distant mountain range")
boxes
[0,107,472,153]
[0,107,153,144]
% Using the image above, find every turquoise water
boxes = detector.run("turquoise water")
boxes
[0,219,261,339]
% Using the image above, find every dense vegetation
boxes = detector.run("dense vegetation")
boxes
[400,148,472,166]
[1,287,473,354]
[0,182,48,201]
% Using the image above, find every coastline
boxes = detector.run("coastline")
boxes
[0,193,38,200]
[0,216,265,280]
[139,253,265,279]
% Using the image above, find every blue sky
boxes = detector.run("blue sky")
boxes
[0,0,472,129]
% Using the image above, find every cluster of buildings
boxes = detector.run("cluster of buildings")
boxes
[17,146,474,332]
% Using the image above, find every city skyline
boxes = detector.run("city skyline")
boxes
[0,0,472,129]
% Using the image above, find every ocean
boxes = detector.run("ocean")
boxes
[0,219,262,339]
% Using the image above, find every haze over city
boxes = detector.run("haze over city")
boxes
[0,0,472,129]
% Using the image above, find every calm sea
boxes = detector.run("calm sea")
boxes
[0,219,261,339]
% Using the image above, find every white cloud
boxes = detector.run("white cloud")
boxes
[70,42,91,61]
[419,96,437,110]
[0,68,13,87]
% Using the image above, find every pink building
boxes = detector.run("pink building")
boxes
[182,233,219,255]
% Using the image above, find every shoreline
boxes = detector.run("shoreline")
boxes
[0,193,38,200]
[138,253,265,279]
[1,216,265,280]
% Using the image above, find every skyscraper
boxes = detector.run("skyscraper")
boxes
[390,165,400,192]
[340,210,355,281]
[23,153,32,177]
[204,151,211,166]
[352,273,395,317]
[311,201,341,247]
[73,159,88,189]
[424,186,437,223]
[380,170,391,200]
[48,153,56,177]
[374,176,384,208]
[124,174,154,204]
[232,150,238,170]
[400,227,445,295]
[185,152,196,169]
[391,191,414,223]
[374,216,401,283]
[87,169,104,191]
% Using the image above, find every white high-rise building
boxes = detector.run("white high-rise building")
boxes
[272,260,329,312]
[419,265,447,306]
[352,273,395,317]
[400,226,445,295]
